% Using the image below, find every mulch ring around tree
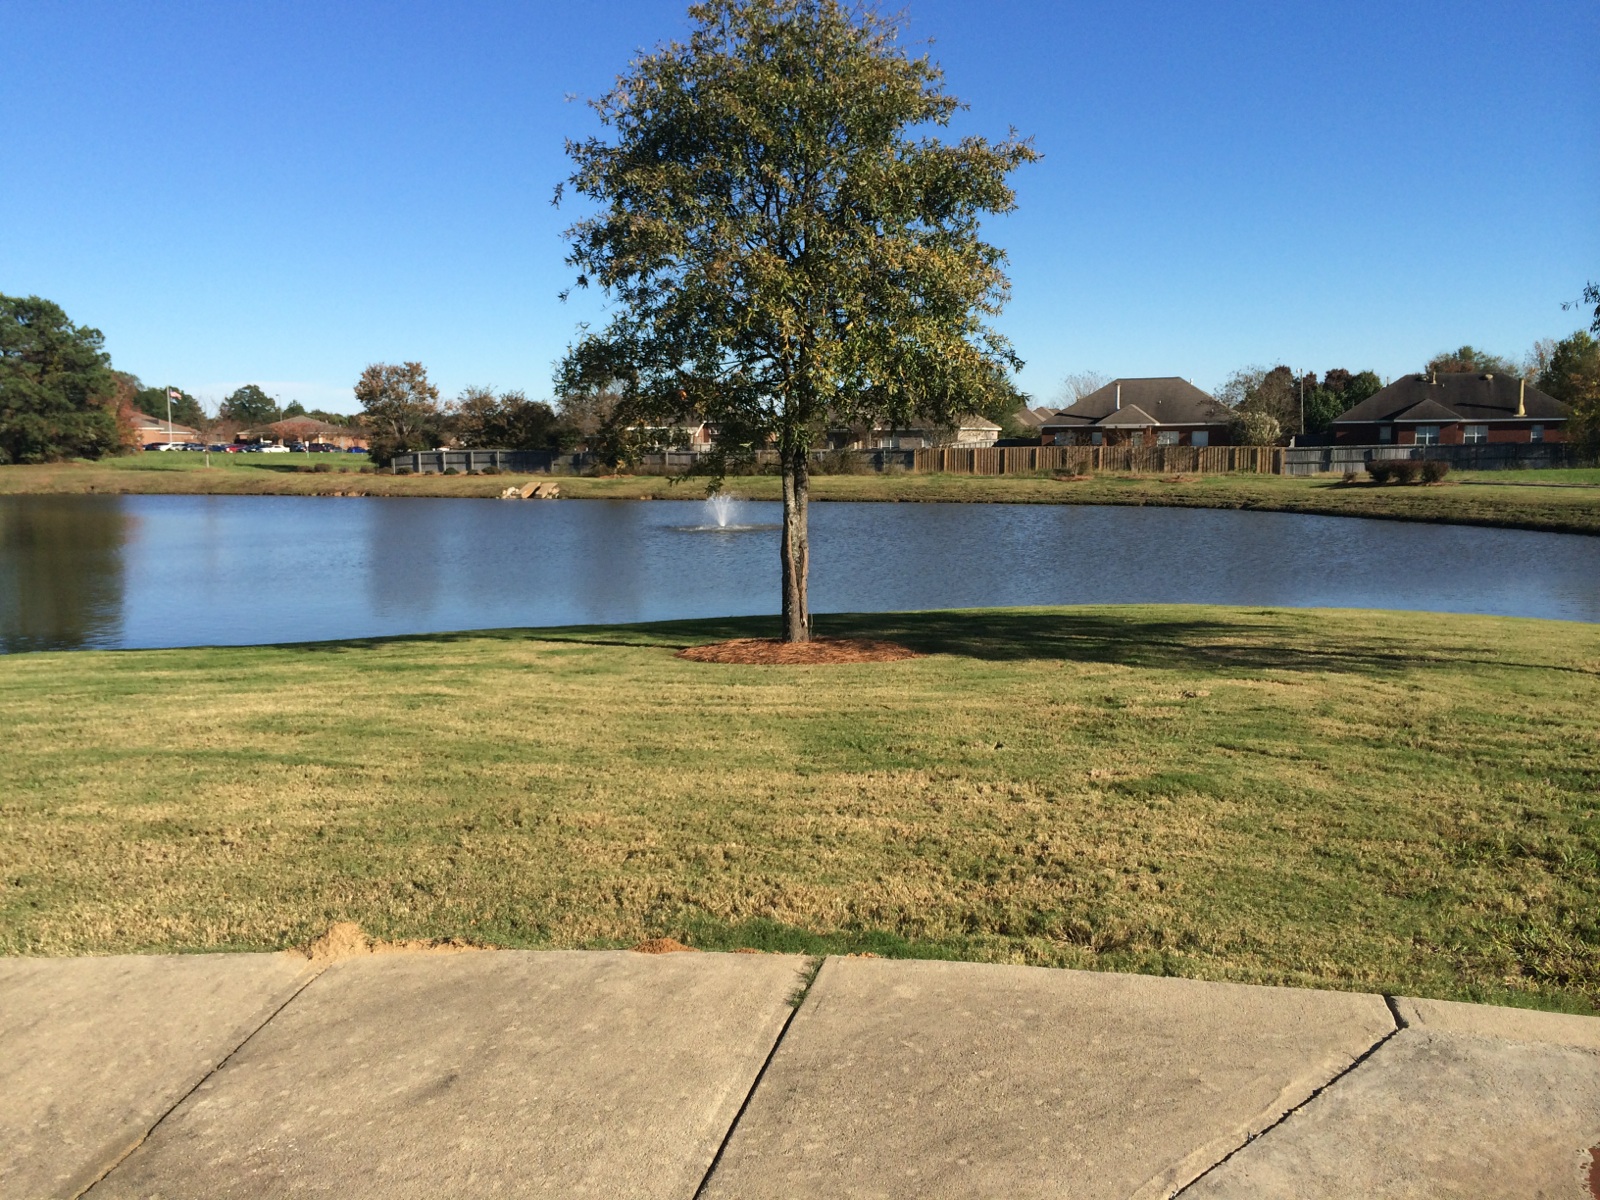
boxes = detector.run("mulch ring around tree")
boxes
[676,637,922,665]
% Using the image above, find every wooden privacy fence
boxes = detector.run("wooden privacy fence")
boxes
[913,445,1283,476]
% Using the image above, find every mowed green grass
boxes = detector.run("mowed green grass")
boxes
[2,605,1597,1012]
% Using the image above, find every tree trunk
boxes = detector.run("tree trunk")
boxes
[780,446,810,643]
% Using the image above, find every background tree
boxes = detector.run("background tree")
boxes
[1563,282,1600,335]
[1219,364,1380,440]
[559,0,1035,641]
[131,383,206,429]
[1536,330,1600,459]
[355,362,444,465]
[1229,410,1282,446]
[451,386,575,451]
[1060,370,1110,404]
[0,293,122,463]
[1426,345,1513,375]
[219,384,281,426]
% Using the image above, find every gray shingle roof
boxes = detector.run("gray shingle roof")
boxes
[1040,378,1232,429]
[1333,374,1569,423]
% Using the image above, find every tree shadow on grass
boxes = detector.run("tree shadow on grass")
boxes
[287,606,1597,678]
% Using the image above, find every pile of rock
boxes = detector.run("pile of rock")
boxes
[500,481,561,500]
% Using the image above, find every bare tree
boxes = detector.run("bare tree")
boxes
[1060,370,1110,404]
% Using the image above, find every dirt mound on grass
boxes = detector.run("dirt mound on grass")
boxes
[296,921,489,964]
[677,638,921,665]
[632,937,697,954]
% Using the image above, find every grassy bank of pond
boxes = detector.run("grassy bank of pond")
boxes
[3,605,1596,1014]
[3,456,1599,536]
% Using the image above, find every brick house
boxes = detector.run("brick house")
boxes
[1039,378,1234,448]
[1331,373,1569,446]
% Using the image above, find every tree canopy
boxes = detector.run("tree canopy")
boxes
[355,362,444,465]
[1425,345,1514,376]
[558,0,1035,640]
[1219,365,1381,440]
[219,384,281,426]
[0,294,122,464]
[131,384,206,430]
[451,387,575,452]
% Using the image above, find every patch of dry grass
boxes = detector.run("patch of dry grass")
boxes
[2,605,1597,1014]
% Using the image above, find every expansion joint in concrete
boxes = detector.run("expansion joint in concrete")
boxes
[692,954,822,1199]
[75,965,326,1198]
[1170,993,1406,1197]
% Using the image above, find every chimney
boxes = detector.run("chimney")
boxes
[1517,377,1526,418]
[1115,383,1121,411]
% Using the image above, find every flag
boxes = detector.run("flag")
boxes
[167,388,182,402]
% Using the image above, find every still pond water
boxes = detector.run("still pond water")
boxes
[2,493,1598,653]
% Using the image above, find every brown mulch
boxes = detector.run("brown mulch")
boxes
[632,937,697,954]
[677,637,921,665]
[296,921,489,964]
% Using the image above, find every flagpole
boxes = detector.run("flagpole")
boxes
[165,385,174,446]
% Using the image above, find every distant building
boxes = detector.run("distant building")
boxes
[1331,373,1568,445]
[1040,378,1234,447]
[128,410,202,444]
[242,417,366,449]
[828,415,1002,450]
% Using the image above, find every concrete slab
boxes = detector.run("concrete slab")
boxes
[91,950,806,1199]
[0,952,314,1199]
[1396,994,1600,1049]
[699,957,1394,1199]
[1180,1027,1600,1198]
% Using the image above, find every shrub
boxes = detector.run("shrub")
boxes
[1342,470,1359,484]
[1420,459,1449,483]
[1366,460,1396,484]
[480,465,500,475]
[1390,460,1421,484]
[359,465,375,474]
[311,462,333,473]
[442,467,459,475]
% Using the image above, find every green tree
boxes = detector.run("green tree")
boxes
[1536,330,1600,459]
[355,362,444,465]
[558,0,1035,641]
[131,385,206,430]
[0,294,122,464]
[219,384,281,426]
[1426,345,1513,375]
[451,387,574,452]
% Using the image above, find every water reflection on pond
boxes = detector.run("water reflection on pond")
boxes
[1,493,1597,653]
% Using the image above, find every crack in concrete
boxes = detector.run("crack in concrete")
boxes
[1169,994,1406,1197]
[692,954,822,1200]
[74,964,328,1198]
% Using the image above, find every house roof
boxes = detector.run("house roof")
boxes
[129,411,201,438]
[1040,378,1232,429]
[1333,374,1570,423]
[1011,407,1047,429]
[1096,403,1159,429]
[1390,398,1462,423]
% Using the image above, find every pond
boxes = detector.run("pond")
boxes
[3,493,1598,653]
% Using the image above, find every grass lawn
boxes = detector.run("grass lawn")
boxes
[3,459,1598,535]
[2,605,1596,1014]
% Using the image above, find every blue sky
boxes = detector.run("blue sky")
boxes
[3,0,1595,414]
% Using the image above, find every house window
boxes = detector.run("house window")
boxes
[1156,430,1180,446]
[1415,425,1439,445]
[1530,424,1544,443]
[1130,431,1144,448]
[1378,426,1392,443]
[1191,431,1209,448]
[1090,431,1103,446]
[1463,425,1486,444]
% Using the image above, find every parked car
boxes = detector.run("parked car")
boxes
[144,442,184,451]
[307,443,337,453]
[258,444,289,454]
[180,442,207,451]
[344,446,367,454]
[208,443,232,453]
[285,441,308,452]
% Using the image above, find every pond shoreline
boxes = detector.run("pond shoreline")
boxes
[4,461,1599,536]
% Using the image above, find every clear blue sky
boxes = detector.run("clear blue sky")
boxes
[4,0,1595,414]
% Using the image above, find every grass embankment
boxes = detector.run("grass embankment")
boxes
[3,606,1597,1013]
[4,457,1599,535]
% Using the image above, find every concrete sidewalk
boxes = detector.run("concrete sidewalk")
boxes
[2,950,1596,1199]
